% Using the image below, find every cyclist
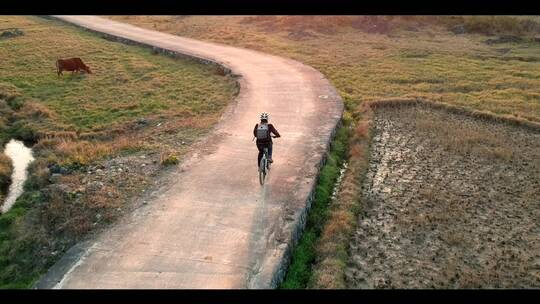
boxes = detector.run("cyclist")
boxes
[253,112,280,168]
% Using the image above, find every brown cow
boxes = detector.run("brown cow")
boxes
[56,58,92,77]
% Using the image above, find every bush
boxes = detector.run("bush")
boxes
[0,82,22,102]
[19,102,57,120]
[6,98,25,111]
[160,152,179,166]
[23,160,50,192]
[0,190,52,289]
[0,153,13,195]
[7,121,39,144]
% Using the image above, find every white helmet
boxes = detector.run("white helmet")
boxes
[260,112,269,120]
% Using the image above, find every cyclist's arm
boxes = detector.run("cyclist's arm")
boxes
[269,124,281,138]
[253,124,258,138]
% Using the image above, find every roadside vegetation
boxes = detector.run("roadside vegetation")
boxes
[280,125,348,288]
[0,16,237,288]
[108,15,540,288]
[0,153,13,204]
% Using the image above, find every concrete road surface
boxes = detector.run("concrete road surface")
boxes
[36,16,343,289]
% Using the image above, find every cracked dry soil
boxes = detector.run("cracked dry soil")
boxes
[346,104,540,288]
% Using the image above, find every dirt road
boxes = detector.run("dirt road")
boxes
[35,16,343,289]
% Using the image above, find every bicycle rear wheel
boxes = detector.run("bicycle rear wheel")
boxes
[259,157,266,185]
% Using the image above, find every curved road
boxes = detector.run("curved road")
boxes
[37,16,343,289]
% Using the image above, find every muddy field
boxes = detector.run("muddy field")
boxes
[346,104,540,288]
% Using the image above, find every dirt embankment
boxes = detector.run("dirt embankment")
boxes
[346,104,540,288]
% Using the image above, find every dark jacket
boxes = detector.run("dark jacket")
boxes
[254,123,280,144]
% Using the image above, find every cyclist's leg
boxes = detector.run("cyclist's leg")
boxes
[256,143,264,167]
[268,142,273,162]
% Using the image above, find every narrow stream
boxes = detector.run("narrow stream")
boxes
[1,139,34,214]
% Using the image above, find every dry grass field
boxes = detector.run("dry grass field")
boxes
[349,104,540,288]
[109,16,540,122]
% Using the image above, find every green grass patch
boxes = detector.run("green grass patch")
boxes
[0,16,237,133]
[0,190,50,289]
[279,125,348,289]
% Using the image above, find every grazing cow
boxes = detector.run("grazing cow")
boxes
[56,58,92,76]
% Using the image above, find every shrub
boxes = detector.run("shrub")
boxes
[7,121,39,144]
[0,82,22,102]
[0,153,13,195]
[23,159,50,192]
[19,102,57,120]
[160,152,179,166]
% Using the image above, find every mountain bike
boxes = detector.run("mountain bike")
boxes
[257,135,277,186]
[259,146,271,185]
